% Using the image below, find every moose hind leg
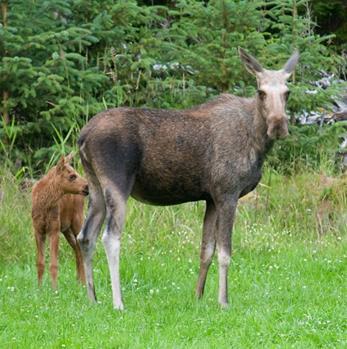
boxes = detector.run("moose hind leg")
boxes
[77,181,105,302]
[196,200,217,299]
[102,187,127,310]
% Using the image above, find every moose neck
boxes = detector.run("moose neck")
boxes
[251,95,274,157]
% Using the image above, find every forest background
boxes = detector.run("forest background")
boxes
[0,0,346,176]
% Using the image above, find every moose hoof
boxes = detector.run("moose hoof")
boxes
[113,302,124,311]
[219,301,230,310]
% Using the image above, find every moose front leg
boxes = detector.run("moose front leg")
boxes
[215,196,238,308]
[196,200,217,299]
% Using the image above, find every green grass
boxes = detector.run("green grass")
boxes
[0,169,346,348]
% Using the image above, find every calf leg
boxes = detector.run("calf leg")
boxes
[63,228,86,284]
[196,200,217,298]
[49,230,60,289]
[215,196,238,308]
[77,181,105,302]
[34,230,46,287]
[102,186,127,310]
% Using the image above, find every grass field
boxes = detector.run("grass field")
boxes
[0,169,346,348]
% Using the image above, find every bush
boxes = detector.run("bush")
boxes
[267,122,347,174]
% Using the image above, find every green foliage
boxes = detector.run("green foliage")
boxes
[267,122,347,174]
[309,0,347,50]
[0,0,346,174]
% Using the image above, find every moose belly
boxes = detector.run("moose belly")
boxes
[131,172,208,206]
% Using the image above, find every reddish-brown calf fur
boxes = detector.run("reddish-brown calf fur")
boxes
[31,155,89,288]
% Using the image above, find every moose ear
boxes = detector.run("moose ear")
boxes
[282,50,299,78]
[238,47,264,76]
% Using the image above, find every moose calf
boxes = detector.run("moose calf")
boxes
[78,48,299,310]
[31,154,89,288]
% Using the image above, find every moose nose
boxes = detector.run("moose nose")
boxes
[267,119,288,140]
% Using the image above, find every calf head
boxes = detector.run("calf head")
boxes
[239,48,299,140]
[55,153,89,196]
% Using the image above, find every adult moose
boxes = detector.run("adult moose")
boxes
[77,48,299,310]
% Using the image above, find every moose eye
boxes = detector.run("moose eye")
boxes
[257,90,266,100]
[284,91,291,101]
[69,174,77,181]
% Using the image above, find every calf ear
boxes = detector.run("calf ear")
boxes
[64,152,74,164]
[56,156,65,173]
[239,47,264,76]
[283,50,299,78]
